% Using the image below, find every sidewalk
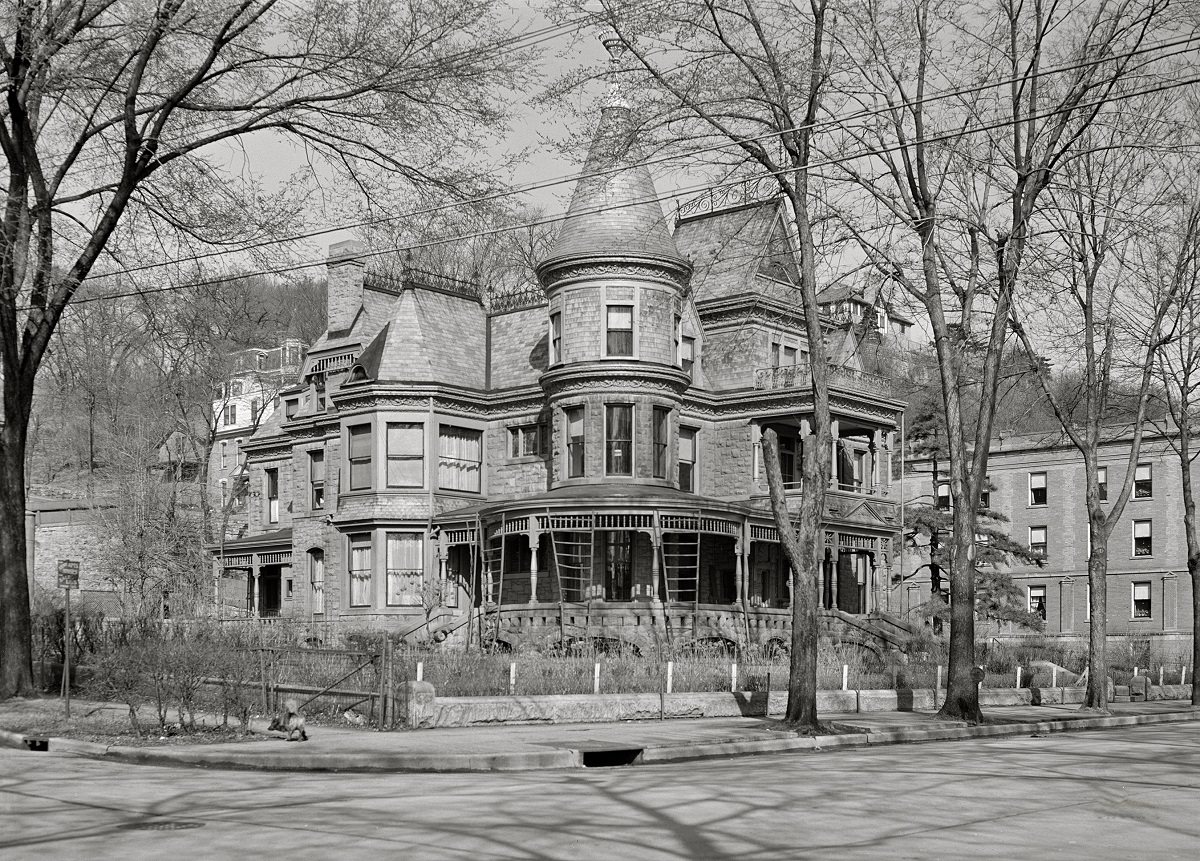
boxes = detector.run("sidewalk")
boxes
[2,700,1197,773]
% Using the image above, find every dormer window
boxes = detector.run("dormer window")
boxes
[606,305,634,357]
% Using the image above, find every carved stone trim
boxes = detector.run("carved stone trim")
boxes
[539,257,691,292]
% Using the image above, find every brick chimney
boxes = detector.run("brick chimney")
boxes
[326,240,366,333]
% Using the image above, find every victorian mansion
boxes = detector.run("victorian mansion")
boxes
[218,89,911,653]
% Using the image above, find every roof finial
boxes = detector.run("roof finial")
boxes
[600,31,629,109]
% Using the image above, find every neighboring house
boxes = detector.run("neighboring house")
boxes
[25,496,117,612]
[223,94,908,652]
[211,340,305,539]
[900,429,1197,650]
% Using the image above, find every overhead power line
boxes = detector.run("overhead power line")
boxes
[48,67,1200,310]
[72,31,1200,281]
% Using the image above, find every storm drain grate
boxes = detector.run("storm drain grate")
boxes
[119,821,206,831]
[581,748,643,768]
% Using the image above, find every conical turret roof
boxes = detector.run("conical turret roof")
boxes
[539,105,688,274]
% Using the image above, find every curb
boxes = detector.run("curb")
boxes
[639,709,1200,764]
[4,708,1198,773]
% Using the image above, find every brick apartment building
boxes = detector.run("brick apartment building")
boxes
[900,430,1197,650]
[220,89,912,652]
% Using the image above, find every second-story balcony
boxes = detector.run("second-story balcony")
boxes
[755,362,893,399]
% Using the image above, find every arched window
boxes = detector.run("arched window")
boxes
[308,548,325,614]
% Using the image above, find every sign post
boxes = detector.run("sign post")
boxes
[57,560,80,720]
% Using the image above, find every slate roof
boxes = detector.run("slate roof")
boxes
[673,200,800,305]
[539,105,686,270]
[353,288,486,387]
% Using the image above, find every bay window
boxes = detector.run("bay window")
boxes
[348,423,373,490]
[566,407,585,477]
[386,422,424,487]
[386,532,424,607]
[606,305,634,356]
[438,425,482,492]
[349,534,372,607]
[605,404,633,475]
[652,407,669,478]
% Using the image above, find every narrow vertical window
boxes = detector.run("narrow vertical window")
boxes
[770,341,781,368]
[652,407,670,479]
[308,549,325,614]
[438,425,483,492]
[605,404,633,475]
[309,450,325,510]
[348,423,373,490]
[224,404,237,426]
[681,336,695,375]
[265,468,279,524]
[1134,463,1152,498]
[220,441,228,470]
[387,422,425,487]
[1029,472,1047,506]
[550,312,562,365]
[678,427,697,492]
[779,435,801,488]
[1133,519,1153,556]
[386,532,424,607]
[1097,466,1108,501]
[566,407,585,478]
[1132,581,1152,618]
[349,534,372,607]
[250,398,260,424]
[606,305,634,356]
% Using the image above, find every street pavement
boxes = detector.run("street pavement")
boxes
[3,719,1200,859]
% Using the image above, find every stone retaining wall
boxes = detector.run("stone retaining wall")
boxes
[399,684,1192,728]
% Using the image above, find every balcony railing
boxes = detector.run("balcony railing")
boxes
[755,362,893,398]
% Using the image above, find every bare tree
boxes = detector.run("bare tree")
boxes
[1150,179,1200,707]
[830,0,1173,720]
[566,0,836,729]
[0,0,528,697]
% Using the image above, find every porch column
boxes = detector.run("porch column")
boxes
[871,430,883,494]
[436,530,450,604]
[882,431,895,497]
[734,537,746,605]
[251,564,261,619]
[528,531,541,605]
[829,419,840,489]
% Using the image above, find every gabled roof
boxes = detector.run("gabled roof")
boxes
[538,105,687,271]
[673,199,800,304]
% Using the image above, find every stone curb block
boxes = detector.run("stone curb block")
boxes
[8,707,1200,773]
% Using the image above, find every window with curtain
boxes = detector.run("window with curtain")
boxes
[1134,463,1153,498]
[387,422,424,487]
[438,425,482,492]
[566,407,585,477]
[386,532,424,606]
[606,404,633,475]
[606,305,633,356]
[308,549,325,614]
[348,423,373,490]
[349,535,372,607]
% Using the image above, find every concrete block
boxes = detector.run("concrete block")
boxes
[979,688,1033,706]
[857,690,899,712]
[817,690,857,713]
[401,681,436,729]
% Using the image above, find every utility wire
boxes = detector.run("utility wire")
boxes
[49,67,1200,309]
[62,30,1200,282]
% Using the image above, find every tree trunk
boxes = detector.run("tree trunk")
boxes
[939,496,982,722]
[0,407,36,698]
[1084,534,1110,710]
[762,428,824,729]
